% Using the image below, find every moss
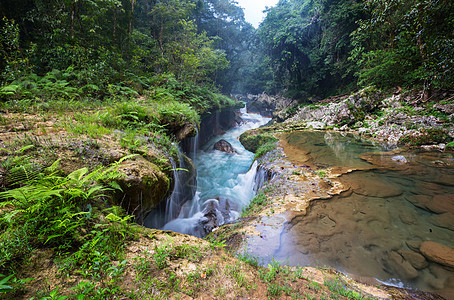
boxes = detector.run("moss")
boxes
[399,128,451,146]
[239,132,278,153]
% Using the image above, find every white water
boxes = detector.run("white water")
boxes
[163,107,270,236]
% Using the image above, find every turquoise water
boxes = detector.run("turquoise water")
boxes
[162,108,270,236]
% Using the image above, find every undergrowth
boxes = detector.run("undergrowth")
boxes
[0,154,138,298]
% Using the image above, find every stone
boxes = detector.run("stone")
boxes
[405,195,432,211]
[116,156,170,222]
[398,250,429,269]
[406,240,422,252]
[426,194,454,214]
[213,139,236,154]
[431,213,454,231]
[388,251,419,280]
[306,121,326,129]
[420,241,454,268]
[392,155,408,163]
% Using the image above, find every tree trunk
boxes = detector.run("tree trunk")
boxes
[160,19,164,58]
[113,6,117,46]
[129,0,135,37]
[71,0,76,39]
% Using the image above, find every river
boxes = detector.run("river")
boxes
[159,107,270,237]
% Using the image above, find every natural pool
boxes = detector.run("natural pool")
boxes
[267,131,454,298]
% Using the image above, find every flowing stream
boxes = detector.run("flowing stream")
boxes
[159,107,270,237]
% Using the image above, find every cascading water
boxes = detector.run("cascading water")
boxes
[189,127,199,161]
[163,107,270,237]
[143,146,189,229]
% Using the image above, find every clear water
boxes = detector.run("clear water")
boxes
[267,131,454,297]
[162,108,271,236]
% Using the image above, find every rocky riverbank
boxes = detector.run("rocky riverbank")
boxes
[241,88,454,150]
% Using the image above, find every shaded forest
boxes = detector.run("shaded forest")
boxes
[1,0,453,101]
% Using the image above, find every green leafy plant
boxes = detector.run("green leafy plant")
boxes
[0,274,13,293]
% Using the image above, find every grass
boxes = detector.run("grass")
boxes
[241,191,269,217]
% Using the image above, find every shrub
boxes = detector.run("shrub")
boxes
[398,128,451,146]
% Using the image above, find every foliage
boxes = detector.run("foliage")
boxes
[246,0,453,98]
[241,191,269,217]
[398,128,451,146]
[351,0,454,91]
[0,156,136,274]
[246,0,364,98]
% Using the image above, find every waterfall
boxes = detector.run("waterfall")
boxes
[143,146,188,229]
[160,108,271,237]
[190,127,199,161]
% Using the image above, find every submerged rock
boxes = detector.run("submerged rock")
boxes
[420,241,454,268]
[398,250,429,270]
[213,139,237,154]
[388,251,419,280]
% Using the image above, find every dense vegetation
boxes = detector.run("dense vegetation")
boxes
[1,0,453,298]
[241,0,454,99]
[0,1,249,297]
[0,0,252,104]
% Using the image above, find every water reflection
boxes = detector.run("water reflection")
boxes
[268,131,454,297]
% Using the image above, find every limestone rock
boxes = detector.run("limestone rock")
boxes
[213,139,236,154]
[420,241,454,268]
[306,121,326,129]
[398,250,429,269]
[406,240,422,252]
[392,155,408,163]
[431,213,454,231]
[388,251,419,280]
[116,156,170,222]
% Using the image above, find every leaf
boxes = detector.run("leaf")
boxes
[0,274,14,292]
[105,213,122,222]
[67,168,89,182]
[107,181,122,191]
[45,159,61,174]
[18,145,35,153]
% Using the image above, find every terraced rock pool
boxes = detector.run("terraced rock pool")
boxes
[259,131,454,298]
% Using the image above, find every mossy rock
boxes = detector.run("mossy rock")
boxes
[115,155,170,222]
[239,131,278,153]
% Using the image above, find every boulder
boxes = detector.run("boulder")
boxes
[388,251,419,280]
[116,156,170,222]
[420,241,454,268]
[214,139,237,154]
[426,194,454,214]
[398,250,429,269]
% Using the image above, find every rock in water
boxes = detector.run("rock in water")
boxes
[398,250,429,269]
[392,155,408,163]
[420,241,454,268]
[214,139,236,154]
